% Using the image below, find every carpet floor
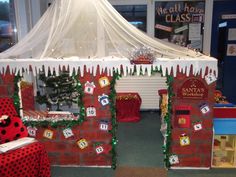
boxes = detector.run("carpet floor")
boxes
[115,166,167,177]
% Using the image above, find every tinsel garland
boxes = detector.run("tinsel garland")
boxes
[109,71,120,169]
[13,73,21,115]
[163,75,174,168]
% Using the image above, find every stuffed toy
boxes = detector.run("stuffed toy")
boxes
[0,98,28,144]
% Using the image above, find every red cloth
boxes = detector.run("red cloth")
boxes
[0,142,51,177]
[116,93,142,122]
[214,107,236,118]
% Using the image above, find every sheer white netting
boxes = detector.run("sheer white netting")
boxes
[0,0,217,77]
[1,0,204,59]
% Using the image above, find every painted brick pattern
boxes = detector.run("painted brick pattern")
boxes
[0,71,113,166]
[170,70,216,168]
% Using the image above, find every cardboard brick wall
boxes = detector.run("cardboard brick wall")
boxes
[170,71,216,168]
[0,74,15,98]
[0,71,113,166]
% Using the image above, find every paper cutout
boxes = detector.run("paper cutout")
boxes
[179,133,190,146]
[43,129,54,139]
[63,128,74,138]
[98,94,109,106]
[86,106,96,117]
[77,138,88,149]
[27,126,37,137]
[99,77,110,88]
[84,81,96,95]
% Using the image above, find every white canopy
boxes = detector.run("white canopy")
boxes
[0,0,217,77]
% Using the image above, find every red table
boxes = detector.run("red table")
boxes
[116,93,142,122]
[0,142,51,177]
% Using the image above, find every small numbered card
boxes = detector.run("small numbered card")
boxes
[95,146,104,154]
[200,103,210,114]
[193,122,203,132]
[27,126,37,137]
[84,81,96,95]
[205,73,217,85]
[77,139,88,149]
[169,155,179,165]
[63,128,74,138]
[179,134,190,146]
[43,129,54,139]
[86,106,96,117]
[100,120,109,131]
[98,94,109,106]
[99,77,110,88]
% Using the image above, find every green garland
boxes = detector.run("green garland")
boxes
[24,73,85,128]
[13,73,21,115]
[163,75,174,168]
[108,71,120,169]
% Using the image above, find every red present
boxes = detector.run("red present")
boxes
[175,105,191,128]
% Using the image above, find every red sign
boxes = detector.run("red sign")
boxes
[177,78,208,99]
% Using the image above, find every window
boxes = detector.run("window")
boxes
[155,1,205,51]
[0,0,17,52]
[113,5,147,32]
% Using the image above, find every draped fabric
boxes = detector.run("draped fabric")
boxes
[0,0,217,77]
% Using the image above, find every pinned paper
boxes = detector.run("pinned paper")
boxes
[43,129,54,139]
[99,120,109,131]
[200,103,210,114]
[84,81,96,95]
[95,146,104,154]
[193,122,203,132]
[77,139,88,149]
[169,155,179,165]
[86,106,96,117]
[27,126,37,137]
[99,77,110,88]
[205,73,217,85]
[63,128,74,138]
[98,94,109,106]
[179,133,190,146]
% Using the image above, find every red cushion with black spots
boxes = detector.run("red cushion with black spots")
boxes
[0,98,18,117]
[0,98,28,144]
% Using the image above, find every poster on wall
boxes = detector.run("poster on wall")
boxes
[155,1,205,51]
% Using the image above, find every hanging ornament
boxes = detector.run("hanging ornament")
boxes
[63,128,74,138]
[199,103,210,115]
[98,76,110,88]
[193,121,203,132]
[86,106,96,117]
[43,129,54,139]
[95,145,104,155]
[179,133,190,146]
[84,81,96,95]
[99,120,109,131]
[169,155,179,165]
[205,73,217,85]
[27,126,37,137]
[77,138,88,149]
[129,46,155,64]
[98,94,109,106]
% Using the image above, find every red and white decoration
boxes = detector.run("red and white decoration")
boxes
[63,128,74,138]
[193,122,203,132]
[27,126,38,137]
[84,81,96,95]
[86,106,96,117]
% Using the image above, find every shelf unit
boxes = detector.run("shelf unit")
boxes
[212,135,236,168]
